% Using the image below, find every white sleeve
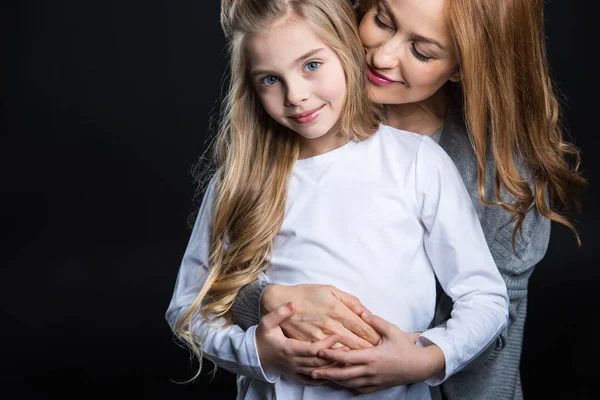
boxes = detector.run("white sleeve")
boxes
[415,138,509,385]
[164,176,280,383]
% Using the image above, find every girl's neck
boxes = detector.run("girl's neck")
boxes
[386,89,449,136]
[298,124,352,160]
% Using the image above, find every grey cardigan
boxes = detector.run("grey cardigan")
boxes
[231,102,551,400]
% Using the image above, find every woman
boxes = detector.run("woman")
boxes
[230,0,586,398]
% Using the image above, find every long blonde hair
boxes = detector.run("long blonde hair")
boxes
[176,0,381,375]
[357,0,587,244]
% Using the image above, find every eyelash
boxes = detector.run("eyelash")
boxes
[373,12,390,30]
[304,61,321,72]
[373,12,432,62]
[259,61,322,87]
[261,76,279,86]
[411,44,432,62]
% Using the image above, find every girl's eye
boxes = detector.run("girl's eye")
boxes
[262,76,279,86]
[411,44,432,62]
[304,61,321,72]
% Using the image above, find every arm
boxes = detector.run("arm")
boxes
[231,276,272,330]
[457,202,550,372]
[232,281,382,349]
[165,178,277,382]
[165,178,340,383]
[312,138,510,390]
[415,137,510,384]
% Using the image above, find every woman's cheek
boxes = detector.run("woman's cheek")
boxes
[359,17,379,47]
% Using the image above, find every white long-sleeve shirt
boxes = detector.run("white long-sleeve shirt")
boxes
[166,125,509,399]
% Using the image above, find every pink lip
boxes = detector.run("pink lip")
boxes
[289,105,325,124]
[366,67,398,86]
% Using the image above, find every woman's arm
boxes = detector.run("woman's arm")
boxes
[232,280,382,349]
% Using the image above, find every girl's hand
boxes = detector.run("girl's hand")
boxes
[261,284,381,349]
[311,313,445,394]
[255,302,342,385]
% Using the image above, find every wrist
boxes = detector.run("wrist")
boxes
[418,344,446,381]
[261,284,283,315]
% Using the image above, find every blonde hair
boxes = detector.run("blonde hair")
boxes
[357,0,587,245]
[175,0,381,377]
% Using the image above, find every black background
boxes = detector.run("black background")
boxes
[2,1,598,399]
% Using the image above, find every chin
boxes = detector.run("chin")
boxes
[366,86,395,104]
[297,129,329,140]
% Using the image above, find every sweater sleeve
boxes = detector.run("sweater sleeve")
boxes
[414,137,510,386]
[164,177,279,383]
[231,277,273,330]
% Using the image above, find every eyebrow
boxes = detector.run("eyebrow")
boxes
[379,0,446,51]
[250,48,325,77]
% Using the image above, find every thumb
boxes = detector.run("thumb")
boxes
[259,302,295,331]
[331,287,369,316]
[361,313,397,339]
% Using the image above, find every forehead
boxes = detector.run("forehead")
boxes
[245,16,330,70]
[386,0,449,42]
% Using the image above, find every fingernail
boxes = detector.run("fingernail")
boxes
[287,302,294,311]
[361,310,371,319]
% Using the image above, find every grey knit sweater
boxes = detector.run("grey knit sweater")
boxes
[231,102,551,400]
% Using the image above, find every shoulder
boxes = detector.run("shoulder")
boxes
[374,124,433,161]
[369,124,460,181]
[376,124,424,147]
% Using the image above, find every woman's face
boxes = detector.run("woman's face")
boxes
[359,0,459,106]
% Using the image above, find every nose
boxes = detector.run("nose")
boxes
[284,78,310,106]
[371,37,401,71]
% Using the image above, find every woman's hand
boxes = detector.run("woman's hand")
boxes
[311,313,445,394]
[261,284,381,349]
[255,302,342,385]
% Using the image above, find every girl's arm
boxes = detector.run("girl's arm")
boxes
[412,137,510,384]
[311,137,509,391]
[432,202,550,373]
[165,178,276,382]
[165,177,339,384]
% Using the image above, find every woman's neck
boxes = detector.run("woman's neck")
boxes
[386,89,449,136]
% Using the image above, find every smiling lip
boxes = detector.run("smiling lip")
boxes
[289,105,325,124]
[366,66,399,86]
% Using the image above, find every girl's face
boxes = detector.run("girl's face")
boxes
[246,16,347,142]
[359,0,459,106]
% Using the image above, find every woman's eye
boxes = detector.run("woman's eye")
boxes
[262,76,279,86]
[411,44,432,62]
[373,12,392,30]
[304,61,321,72]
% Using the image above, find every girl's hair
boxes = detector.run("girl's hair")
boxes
[175,0,381,377]
[356,0,587,245]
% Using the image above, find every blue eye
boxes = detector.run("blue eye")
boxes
[304,61,321,72]
[262,76,279,86]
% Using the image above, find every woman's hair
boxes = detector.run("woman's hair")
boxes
[356,0,587,245]
[175,0,381,377]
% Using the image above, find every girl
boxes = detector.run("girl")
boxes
[231,0,588,398]
[166,0,509,398]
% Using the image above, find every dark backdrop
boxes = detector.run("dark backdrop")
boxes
[2,1,598,399]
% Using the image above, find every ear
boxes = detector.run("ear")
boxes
[449,65,461,83]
